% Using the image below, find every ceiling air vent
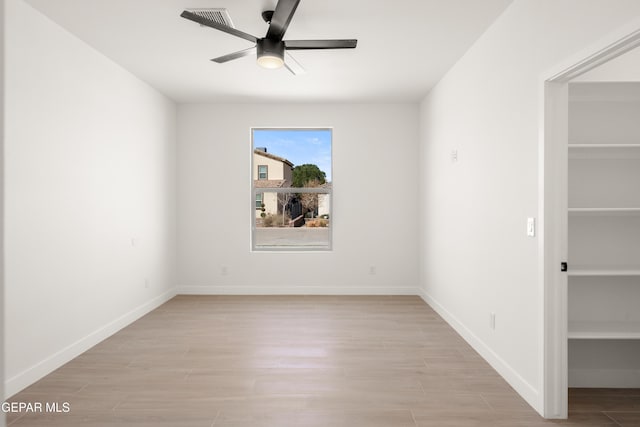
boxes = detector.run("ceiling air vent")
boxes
[185,8,234,28]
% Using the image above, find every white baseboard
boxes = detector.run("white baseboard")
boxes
[177,285,418,295]
[418,288,543,416]
[5,288,177,398]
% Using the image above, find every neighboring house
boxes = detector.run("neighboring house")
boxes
[318,182,331,217]
[253,148,293,218]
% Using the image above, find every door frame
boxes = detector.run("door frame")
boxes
[540,19,640,419]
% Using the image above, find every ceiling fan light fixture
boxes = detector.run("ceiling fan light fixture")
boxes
[257,54,284,69]
[256,39,285,69]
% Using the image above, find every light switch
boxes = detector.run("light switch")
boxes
[527,218,535,237]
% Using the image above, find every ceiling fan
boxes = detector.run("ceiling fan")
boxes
[180,0,357,75]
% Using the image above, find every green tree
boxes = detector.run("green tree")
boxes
[292,164,326,187]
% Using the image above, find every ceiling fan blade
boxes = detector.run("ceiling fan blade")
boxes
[284,53,306,75]
[284,39,358,50]
[181,10,257,43]
[211,47,257,64]
[266,0,300,41]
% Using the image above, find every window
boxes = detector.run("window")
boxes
[251,128,332,251]
[257,165,268,180]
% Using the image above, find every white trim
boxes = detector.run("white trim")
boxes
[545,18,640,83]
[418,290,542,415]
[540,81,569,419]
[177,285,418,296]
[5,288,177,399]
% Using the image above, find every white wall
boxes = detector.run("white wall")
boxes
[4,0,177,397]
[0,0,5,423]
[178,104,419,294]
[418,0,640,415]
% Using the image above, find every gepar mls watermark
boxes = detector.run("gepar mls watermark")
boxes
[2,401,70,413]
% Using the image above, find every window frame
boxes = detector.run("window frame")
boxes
[251,127,333,252]
[257,165,268,180]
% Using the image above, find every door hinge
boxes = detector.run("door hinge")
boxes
[561,262,568,272]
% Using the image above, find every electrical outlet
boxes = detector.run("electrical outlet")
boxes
[451,149,458,163]
[369,266,376,275]
[490,312,496,330]
[144,278,149,289]
[221,266,228,276]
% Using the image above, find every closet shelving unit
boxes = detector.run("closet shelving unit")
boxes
[567,84,640,387]
[568,143,640,339]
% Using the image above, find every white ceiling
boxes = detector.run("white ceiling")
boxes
[24,0,513,103]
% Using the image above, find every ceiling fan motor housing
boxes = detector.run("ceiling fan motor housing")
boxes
[256,38,285,68]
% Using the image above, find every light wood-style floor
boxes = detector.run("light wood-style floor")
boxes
[7,296,640,426]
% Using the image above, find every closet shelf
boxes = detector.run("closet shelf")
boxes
[568,144,640,148]
[568,207,640,216]
[568,321,640,340]
[569,144,640,159]
[569,268,640,277]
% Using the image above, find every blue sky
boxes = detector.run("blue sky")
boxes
[253,129,332,181]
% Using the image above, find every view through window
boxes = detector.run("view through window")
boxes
[251,128,332,251]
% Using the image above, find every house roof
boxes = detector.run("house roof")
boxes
[254,179,288,189]
[254,149,294,168]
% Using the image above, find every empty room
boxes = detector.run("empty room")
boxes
[2,0,640,426]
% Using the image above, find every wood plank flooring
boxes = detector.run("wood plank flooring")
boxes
[6,296,640,426]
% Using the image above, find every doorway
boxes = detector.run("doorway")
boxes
[542,26,640,418]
